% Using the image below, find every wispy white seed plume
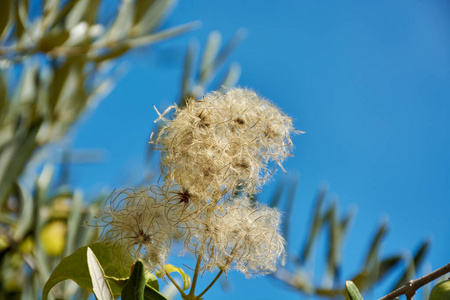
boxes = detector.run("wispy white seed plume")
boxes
[152,87,296,202]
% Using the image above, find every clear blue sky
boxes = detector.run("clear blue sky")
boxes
[72,1,450,299]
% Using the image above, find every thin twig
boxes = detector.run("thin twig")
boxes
[197,270,224,298]
[165,272,187,298]
[378,262,450,300]
[188,254,203,296]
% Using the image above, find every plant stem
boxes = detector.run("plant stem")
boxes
[166,272,187,298]
[188,254,203,296]
[197,270,224,298]
[378,262,450,300]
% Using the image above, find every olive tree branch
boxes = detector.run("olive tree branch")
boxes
[378,262,450,300]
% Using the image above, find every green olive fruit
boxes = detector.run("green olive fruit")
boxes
[429,279,450,300]
[40,220,68,256]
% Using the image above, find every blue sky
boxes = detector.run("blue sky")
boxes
[72,1,450,299]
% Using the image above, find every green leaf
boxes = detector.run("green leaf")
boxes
[0,120,41,208]
[122,260,146,300]
[216,63,241,91]
[0,0,10,38]
[156,264,191,291]
[325,201,340,285]
[180,40,198,105]
[131,0,169,35]
[300,186,327,264]
[128,22,200,48]
[199,31,222,82]
[363,221,388,272]
[268,180,285,208]
[345,281,364,300]
[351,254,402,292]
[38,29,70,52]
[0,72,7,115]
[146,272,159,291]
[87,247,114,300]
[42,242,133,300]
[282,178,298,244]
[11,182,34,241]
[198,28,246,86]
[392,239,430,291]
[144,284,168,300]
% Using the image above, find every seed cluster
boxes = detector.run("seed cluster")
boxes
[100,88,296,277]
[153,88,294,202]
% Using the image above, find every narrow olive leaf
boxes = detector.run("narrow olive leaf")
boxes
[87,247,114,300]
[0,72,7,115]
[325,201,341,285]
[198,28,247,86]
[64,190,83,257]
[128,22,200,48]
[378,255,403,280]
[0,120,41,208]
[14,0,28,40]
[131,0,171,34]
[47,0,79,30]
[0,0,10,38]
[144,284,168,300]
[42,243,133,300]
[391,240,430,291]
[92,45,130,62]
[84,0,100,25]
[64,0,91,29]
[351,255,403,293]
[268,180,285,208]
[47,61,71,114]
[363,221,388,272]
[180,40,198,104]
[216,63,241,91]
[282,178,298,244]
[345,281,364,300]
[132,0,156,26]
[38,29,70,52]
[42,0,60,30]
[122,260,146,300]
[101,0,134,43]
[300,186,327,264]
[155,264,191,291]
[340,207,357,237]
[199,31,222,82]
[11,182,34,241]
[15,63,38,105]
[36,163,54,204]
[391,254,416,293]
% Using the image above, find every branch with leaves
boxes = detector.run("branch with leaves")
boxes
[270,184,430,299]
[346,262,450,300]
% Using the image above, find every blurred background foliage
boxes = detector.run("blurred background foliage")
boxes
[269,182,430,299]
[0,1,430,299]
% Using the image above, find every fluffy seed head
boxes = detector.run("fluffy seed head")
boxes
[181,197,286,277]
[153,88,295,202]
[99,188,176,271]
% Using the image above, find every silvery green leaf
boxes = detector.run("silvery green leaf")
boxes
[0,1,11,38]
[217,62,241,91]
[198,28,246,87]
[127,22,200,48]
[300,186,326,264]
[199,31,221,82]
[345,281,364,300]
[65,0,90,29]
[87,247,114,300]
[131,0,173,35]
